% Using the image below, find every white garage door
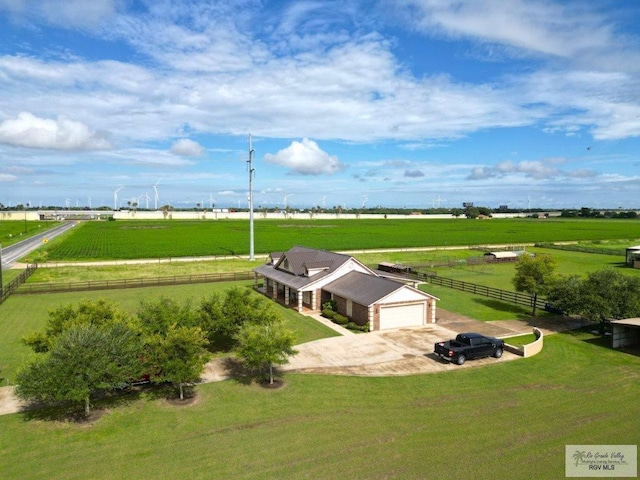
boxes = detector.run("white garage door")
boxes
[379,303,425,330]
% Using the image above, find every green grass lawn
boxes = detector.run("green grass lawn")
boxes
[27,257,264,283]
[0,282,338,380]
[0,331,638,479]
[0,220,61,247]
[3,220,640,478]
[27,217,640,261]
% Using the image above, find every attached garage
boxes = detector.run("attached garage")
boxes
[323,271,438,331]
[379,303,426,330]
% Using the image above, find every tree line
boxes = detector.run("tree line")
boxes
[16,288,296,415]
[512,254,640,321]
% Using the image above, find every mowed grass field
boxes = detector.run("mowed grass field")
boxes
[30,217,640,261]
[0,331,638,479]
[0,282,339,380]
[0,220,60,247]
[2,218,640,479]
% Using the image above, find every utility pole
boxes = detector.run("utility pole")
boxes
[0,243,3,295]
[248,134,255,261]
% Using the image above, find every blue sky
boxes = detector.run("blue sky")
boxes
[1,0,639,211]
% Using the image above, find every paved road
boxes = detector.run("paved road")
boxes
[1,221,77,269]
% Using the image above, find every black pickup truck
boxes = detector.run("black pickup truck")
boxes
[434,332,505,365]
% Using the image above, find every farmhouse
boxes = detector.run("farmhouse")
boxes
[253,246,438,331]
[483,251,526,262]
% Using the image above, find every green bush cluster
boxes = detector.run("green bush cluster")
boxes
[332,314,348,325]
[321,308,335,319]
[346,322,369,332]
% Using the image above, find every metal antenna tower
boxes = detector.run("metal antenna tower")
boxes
[248,134,255,261]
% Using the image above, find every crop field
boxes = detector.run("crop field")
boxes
[31,218,640,261]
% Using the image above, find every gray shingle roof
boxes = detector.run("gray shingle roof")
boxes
[323,271,406,306]
[254,246,353,289]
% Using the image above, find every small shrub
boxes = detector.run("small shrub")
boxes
[332,314,348,325]
[322,300,336,311]
[346,322,369,332]
[321,308,335,319]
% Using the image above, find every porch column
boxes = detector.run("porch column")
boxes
[298,291,303,312]
[272,281,278,301]
[284,286,290,305]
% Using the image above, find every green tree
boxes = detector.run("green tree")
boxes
[146,324,209,400]
[546,274,583,316]
[512,254,557,315]
[22,299,132,353]
[16,323,143,415]
[137,296,197,335]
[579,270,640,322]
[464,206,479,219]
[198,287,279,350]
[235,318,297,385]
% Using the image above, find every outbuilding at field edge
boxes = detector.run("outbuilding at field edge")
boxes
[609,318,640,349]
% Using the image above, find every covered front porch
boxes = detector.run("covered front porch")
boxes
[254,273,322,312]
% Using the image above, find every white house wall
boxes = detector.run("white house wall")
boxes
[304,258,374,292]
[380,286,432,304]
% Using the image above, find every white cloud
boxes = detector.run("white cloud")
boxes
[170,139,204,157]
[397,0,616,59]
[264,138,344,175]
[467,158,598,181]
[0,112,112,150]
[0,173,18,182]
[1,0,121,28]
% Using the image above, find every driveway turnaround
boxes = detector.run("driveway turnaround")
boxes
[280,309,578,376]
[281,324,517,376]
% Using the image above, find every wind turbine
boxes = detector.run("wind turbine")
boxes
[113,186,124,210]
[283,194,293,209]
[88,196,92,209]
[320,195,327,209]
[361,195,368,208]
[208,193,215,209]
[152,179,161,210]
[144,193,151,210]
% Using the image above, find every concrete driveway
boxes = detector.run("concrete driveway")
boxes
[282,324,517,376]
[280,309,578,376]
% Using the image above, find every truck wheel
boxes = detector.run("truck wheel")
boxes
[456,354,466,365]
[493,348,503,358]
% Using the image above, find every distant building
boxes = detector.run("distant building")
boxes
[625,245,640,268]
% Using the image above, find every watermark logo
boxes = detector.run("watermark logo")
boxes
[566,445,637,477]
